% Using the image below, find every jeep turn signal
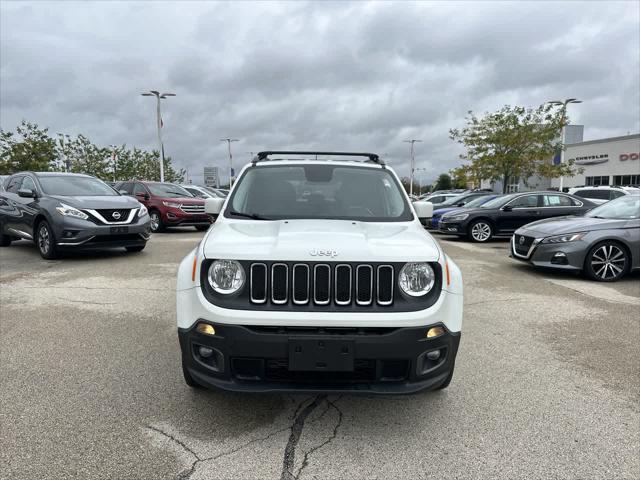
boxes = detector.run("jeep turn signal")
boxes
[196,323,216,336]
[426,326,445,339]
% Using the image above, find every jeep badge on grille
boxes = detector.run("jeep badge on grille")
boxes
[309,248,337,258]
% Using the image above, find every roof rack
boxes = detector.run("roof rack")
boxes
[252,151,384,167]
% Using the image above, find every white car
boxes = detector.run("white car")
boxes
[181,184,227,199]
[420,193,460,205]
[568,186,640,205]
[176,151,463,394]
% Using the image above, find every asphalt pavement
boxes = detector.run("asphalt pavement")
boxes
[1,229,638,479]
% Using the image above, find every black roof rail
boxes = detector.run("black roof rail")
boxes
[252,151,384,167]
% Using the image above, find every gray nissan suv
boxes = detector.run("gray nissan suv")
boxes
[0,172,151,259]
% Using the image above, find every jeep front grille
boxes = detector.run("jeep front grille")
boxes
[249,262,395,307]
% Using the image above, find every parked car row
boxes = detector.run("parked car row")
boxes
[0,172,221,258]
[425,189,640,282]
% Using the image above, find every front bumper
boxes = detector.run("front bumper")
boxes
[162,208,212,227]
[179,322,460,393]
[509,234,584,271]
[53,215,151,249]
[438,219,466,235]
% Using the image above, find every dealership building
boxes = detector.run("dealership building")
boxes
[551,133,640,189]
[480,129,640,192]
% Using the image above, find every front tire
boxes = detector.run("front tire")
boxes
[149,210,164,233]
[584,241,629,282]
[36,220,59,259]
[182,363,204,389]
[468,220,493,242]
[0,221,11,247]
[126,245,146,253]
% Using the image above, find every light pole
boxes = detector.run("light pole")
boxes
[415,167,428,195]
[110,145,118,182]
[403,139,422,196]
[141,90,176,182]
[220,138,239,186]
[57,133,71,172]
[548,98,582,191]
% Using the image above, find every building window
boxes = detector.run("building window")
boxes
[585,176,610,186]
[613,175,640,186]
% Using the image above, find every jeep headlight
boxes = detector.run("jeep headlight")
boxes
[541,232,586,244]
[55,202,88,220]
[442,213,468,221]
[208,260,245,294]
[398,262,435,297]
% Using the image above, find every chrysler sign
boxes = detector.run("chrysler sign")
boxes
[572,154,609,165]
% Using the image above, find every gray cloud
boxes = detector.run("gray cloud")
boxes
[1,0,638,184]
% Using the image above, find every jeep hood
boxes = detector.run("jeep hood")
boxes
[50,195,141,209]
[203,219,441,262]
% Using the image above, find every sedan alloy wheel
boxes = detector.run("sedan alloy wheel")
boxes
[587,243,628,281]
[469,221,493,242]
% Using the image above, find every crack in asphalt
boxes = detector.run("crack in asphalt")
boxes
[294,398,344,480]
[149,395,343,480]
[280,395,325,480]
[148,423,291,480]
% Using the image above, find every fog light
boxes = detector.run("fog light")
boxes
[426,350,441,360]
[551,252,569,265]
[196,323,216,336]
[198,346,214,358]
[426,326,445,338]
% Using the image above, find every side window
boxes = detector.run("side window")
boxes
[573,190,588,198]
[21,176,36,192]
[509,195,539,208]
[185,187,204,198]
[543,194,573,207]
[5,176,24,193]
[610,190,625,199]
[119,182,133,194]
[133,183,147,196]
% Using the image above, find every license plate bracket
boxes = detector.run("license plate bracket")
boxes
[110,226,129,234]
[288,338,354,372]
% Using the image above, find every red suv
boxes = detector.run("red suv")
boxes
[115,181,212,232]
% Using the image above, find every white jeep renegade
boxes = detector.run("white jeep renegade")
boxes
[176,151,463,393]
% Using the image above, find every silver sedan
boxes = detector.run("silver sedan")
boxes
[510,194,640,281]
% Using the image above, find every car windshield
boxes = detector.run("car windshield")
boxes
[39,176,118,196]
[147,183,193,197]
[585,195,640,219]
[480,193,517,208]
[464,195,497,208]
[203,187,227,197]
[227,164,412,221]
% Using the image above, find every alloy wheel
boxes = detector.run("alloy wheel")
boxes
[38,225,50,254]
[471,222,492,242]
[150,212,160,232]
[590,244,626,281]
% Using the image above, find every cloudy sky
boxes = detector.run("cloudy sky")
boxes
[1,0,638,183]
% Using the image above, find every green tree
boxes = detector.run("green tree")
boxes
[0,120,57,174]
[434,173,452,191]
[450,104,581,193]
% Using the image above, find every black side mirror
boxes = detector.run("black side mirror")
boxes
[455,202,465,207]
[502,205,513,212]
[18,188,36,198]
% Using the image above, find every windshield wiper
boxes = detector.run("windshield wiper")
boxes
[228,210,273,220]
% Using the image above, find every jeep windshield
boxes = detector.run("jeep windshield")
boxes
[39,175,118,196]
[226,164,413,221]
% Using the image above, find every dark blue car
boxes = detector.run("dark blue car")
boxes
[429,193,498,229]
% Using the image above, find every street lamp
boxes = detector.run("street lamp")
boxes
[403,139,422,196]
[547,98,582,191]
[141,90,176,182]
[56,133,71,172]
[110,145,118,182]
[220,138,239,186]
[415,167,428,195]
